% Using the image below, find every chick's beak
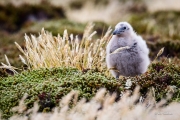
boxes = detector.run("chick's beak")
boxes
[112,29,118,35]
[113,27,126,35]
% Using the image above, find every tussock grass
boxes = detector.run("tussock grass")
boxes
[15,23,112,73]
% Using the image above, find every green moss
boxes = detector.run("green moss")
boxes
[1,59,180,119]
[119,60,180,102]
[0,67,121,118]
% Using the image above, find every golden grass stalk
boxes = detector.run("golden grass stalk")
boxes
[15,23,112,72]
[153,47,164,62]
[0,55,19,74]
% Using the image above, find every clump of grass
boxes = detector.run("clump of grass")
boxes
[15,23,112,72]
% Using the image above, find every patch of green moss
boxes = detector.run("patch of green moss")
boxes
[0,67,121,118]
[1,59,180,119]
[119,59,180,102]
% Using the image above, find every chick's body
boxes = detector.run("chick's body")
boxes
[106,22,150,78]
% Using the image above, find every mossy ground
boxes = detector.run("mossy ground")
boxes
[1,59,180,118]
[0,67,119,118]
[120,59,180,102]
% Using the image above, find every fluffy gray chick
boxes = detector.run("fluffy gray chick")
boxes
[106,22,150,78]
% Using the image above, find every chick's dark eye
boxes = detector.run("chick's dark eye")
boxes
[123,27,126,29]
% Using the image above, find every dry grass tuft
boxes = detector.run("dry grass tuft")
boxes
[5,88,180,120]
[0,55,19,74]
[15,23,112,72]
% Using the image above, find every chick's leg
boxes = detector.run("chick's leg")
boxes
[109,68,120,79]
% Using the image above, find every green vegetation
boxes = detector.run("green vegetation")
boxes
[0,2,65,32]
[129,11,180,40]
[20,19,86,37]
[120,59,180,102]
[0,67,119,118]
[0,59,180,118]
[148,40,180,58]
[21,20,109,38]
[127,11,180,58]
